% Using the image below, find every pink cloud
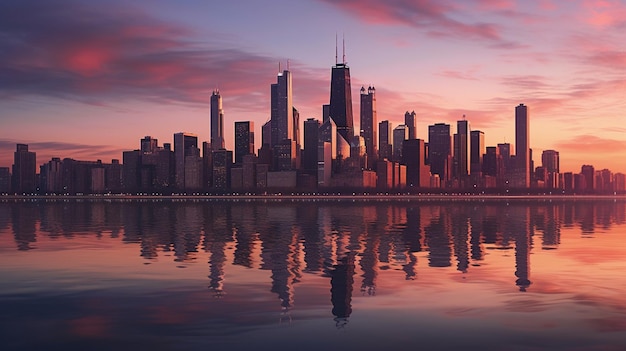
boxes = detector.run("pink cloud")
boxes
[318,0,510,44]
[554,135,626,154]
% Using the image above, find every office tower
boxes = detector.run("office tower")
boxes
[262,120,272,147]
[234,121,255,165]
[122,150,141,191]
[318,141,332,187]
[470,130,485,176]
[542,149,559,189]
[378,120,393,160]
[211,89,225,150]
[360,86,377,163]
[329,54,354,141]
[41,157,63,193]
[483,146,501,177]
[428,123,451,183]
[212,149,233,190]
[174,132,200,190]
[140,136,158,153]
[392,125,408,162]
[453,118,470,182]
[581,165,595,192]
[320,117,338,160]
[202,142,212,189]
[0,167,11,193]
[405,111,417,140]
[104,159,123,192]
[402,139,431,188]
[12,144,36,194]
[515,104,530,188]
[271,69,293,147]
[293,107,301,169]
[304,118,321,174]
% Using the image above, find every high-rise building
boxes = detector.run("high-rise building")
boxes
[378,120,393,160]
[470,130,485,176]
[0,167,11,193]
[271,69,293,147]
[515,104,530,188]
[303,118,321,174]
[453,118,470,182]
[428,123,451,183]
[542,149,559,189]
[12,144,36,194]
[212,149,233,190]
[402,139,431,188]
[234,121,255,165]
[392,125,408,162]
[483,146,501,178]
[360,86,377,164]
[581,165,595,192]
[174,132,200,190]
[405,111,417,140]
[329,59,354,141]
[210,89,225,150]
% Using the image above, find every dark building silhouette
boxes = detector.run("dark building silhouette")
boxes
[174,132,200,190]
[515,104,530,188]
[402,139,430,188]
[428,123,451,184]
[0,167,10,193]
[329,59,354,142]
[210,89,225,150]
[12,144,36,194]
[378,120,393,160]
[234,121,255,165]
[360,86,377,165]
[470,130,484,180]
[581,165,595,192]
[405,111,417,140]
[303,118,320,174]
[212,149,232,190]
[453,119,470,184]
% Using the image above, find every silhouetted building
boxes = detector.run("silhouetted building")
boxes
[541,150,559,189]
[123,150,141,191]
[329,59,354,141]
[210,89,225,150]
[202,142,212,189]
[212,149,232,190]
[271,69,293,147]
[402,139,431,188]
[405,111,417,140]
[515,104,530,188]
[378,120,393,160]
[174,132,200,190]
[303,118,320,174]
[453,118,470,184]
[428,123,451,184]
[360,86,377,165]
[12,144,36,194]
[392,125,407,162]
[234,121,255,165]
[581,165,595,192]
[470,130,484,179]
[0,167,10,193]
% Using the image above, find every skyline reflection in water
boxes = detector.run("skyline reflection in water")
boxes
[1,199,625,350]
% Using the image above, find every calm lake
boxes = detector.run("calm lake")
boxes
[1,199,625,350]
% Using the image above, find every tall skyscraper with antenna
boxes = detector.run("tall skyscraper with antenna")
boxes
[210,90,225,150]
[329,37,354,142]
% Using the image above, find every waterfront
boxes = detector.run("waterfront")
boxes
[1,199,625,350]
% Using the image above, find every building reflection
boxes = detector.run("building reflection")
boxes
[3,199,626,319]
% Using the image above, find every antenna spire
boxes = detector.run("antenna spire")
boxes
[335,33,338,65]
[342,34,346,64]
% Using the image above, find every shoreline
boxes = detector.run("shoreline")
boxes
[1,194,625,201]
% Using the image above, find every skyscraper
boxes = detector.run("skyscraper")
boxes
[271,69,293,147]
[542,149,559,189]
[12,144,36,194]
[428,123,451,183]
[234,121,255,165]
[470,130,485,176]
[211,90,225,150]
[329,58,354,141]
[174,132,200,190]
[405,111,417,140]
[378,120,392,160]
[392,125,408,162]
[304,118,321,173]
[515,103,530,188]
[359,86,377,163]
[453,118,470,182]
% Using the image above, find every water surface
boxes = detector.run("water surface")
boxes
[1,199,625,350]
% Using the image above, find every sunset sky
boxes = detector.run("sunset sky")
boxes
[1,0,625,173]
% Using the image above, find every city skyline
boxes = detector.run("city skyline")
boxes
[1,1,625,174]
